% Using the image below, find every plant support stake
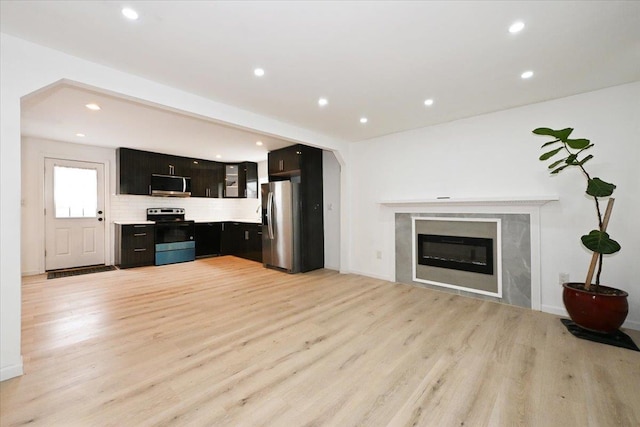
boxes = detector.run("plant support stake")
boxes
[584,197,615,288]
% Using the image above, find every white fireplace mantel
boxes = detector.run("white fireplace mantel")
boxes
[382,195,559,312]
[379,195,559,207]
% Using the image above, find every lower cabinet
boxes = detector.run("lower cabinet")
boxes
[221,222,262,263]
[115,224,155,268]
[195,222,222,258]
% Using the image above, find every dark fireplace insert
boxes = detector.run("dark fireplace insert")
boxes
[417,234,493,275]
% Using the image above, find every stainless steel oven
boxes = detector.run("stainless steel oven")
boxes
[147,208,195,265]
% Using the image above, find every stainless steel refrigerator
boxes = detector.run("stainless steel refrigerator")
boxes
[262,181,301,273]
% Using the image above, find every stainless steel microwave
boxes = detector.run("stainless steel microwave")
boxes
[150,174,191,197]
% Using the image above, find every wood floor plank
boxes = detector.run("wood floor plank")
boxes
[2,256,640,426]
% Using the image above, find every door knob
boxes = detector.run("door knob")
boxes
[98,218,103,222]
[98,210,103,214]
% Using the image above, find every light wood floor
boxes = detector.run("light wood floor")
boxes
[2,257,639,427]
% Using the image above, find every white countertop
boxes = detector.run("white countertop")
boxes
[113,219,262,224]
[191,218,262,224]
[113,220,154,225]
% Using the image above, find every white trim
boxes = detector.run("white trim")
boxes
[0,357,23,382]
[380,196,558,207]
[412,217,502,298]
[38,153,112,274]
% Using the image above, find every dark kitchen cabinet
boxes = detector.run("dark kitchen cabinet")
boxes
[195,222,222,257]
[117,148,155,195]
[115,223,155,268]
[191,160,223,198]
[221,222,262,262]
[268,145,301,177]
[224,162,258,199]
[268,144,324,272]
[151,152,192,177]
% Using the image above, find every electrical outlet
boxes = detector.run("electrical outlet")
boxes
[559,273,570,285]
[376,250,382,260]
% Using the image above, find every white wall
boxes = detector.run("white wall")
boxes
[1,33,349,381]
[323,151,341,270]
[348,82,640,329]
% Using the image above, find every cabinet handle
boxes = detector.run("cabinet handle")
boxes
[279,159,283,171]
[134,233,147,237]
[245,231,249,240]
[134,248,147,252]
[169,165,174,175]
[133,225,146,228]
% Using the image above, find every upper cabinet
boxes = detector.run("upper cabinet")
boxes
[191,159,223,198]
[117,147,257,198]
[268,145,301,177]
[117,148,154,195]
[224,162,258,198]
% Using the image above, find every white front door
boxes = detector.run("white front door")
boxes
[45,158,106,270]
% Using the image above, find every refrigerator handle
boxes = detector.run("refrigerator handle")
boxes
[267,191,275,240]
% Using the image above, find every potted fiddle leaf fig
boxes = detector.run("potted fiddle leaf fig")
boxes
[533,127,628,334]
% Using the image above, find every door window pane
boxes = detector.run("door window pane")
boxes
[54,166,97,218]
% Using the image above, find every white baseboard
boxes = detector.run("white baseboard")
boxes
[22,269,42,277]
[541,304,568,318]
[347,269,394,282]
[1,358,24,382]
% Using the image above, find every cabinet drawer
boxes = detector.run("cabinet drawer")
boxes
[121,225,154,249]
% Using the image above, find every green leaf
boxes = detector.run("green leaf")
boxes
[539,147,563,161]
[533,127,573,141]
[551,165,569,174]
[548,158,567,169]
[541,139,561,148]
[566,138,590,149]
[565,154,577,164]
[578,154,593,166]
[586,177,616,197]
[581,230,621,254]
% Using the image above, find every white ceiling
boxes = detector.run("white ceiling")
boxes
[2,1,640,159]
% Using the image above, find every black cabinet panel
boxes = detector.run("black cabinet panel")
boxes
[117,148,154,195]
[268,145,301,177]
[221,222,262,262]
[115,224,155,268]
[195,222,222,257]
[191,160,223,198]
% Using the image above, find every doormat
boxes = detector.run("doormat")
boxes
[561,319,639,352]
[47,265,117,279]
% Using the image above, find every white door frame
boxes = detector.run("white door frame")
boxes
[36,153,112,274]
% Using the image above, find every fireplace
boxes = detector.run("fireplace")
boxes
[417,234,494,275]
[412,217,501,297]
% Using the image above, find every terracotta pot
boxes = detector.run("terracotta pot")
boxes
[562,282,629,334]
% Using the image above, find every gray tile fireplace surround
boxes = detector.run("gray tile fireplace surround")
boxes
[395,213,531,308]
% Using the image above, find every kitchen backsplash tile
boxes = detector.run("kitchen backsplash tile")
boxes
[111,195,262,223]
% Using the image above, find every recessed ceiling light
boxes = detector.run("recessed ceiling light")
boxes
[216,154,222,159]
[509,21,525,34]
[85,103,101,111]
[360,117,368,124]
[424,98,434,106]
[122,8,139,20]
[521,70,534,79]
[318,97,328,107]
[256,141,263,146]
[75,133,85,137]
[254,68,265,77]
